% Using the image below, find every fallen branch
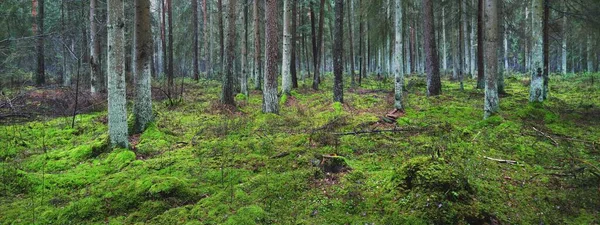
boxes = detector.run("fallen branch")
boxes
[0,113,31,119]
[483,156,518,165]
[532,127,559,147]
[333,127,424,136]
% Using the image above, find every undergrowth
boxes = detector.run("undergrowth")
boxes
[1,73,599,224]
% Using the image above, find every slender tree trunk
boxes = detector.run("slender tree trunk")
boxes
[394,0,404,110]
[503,16,509,71]
[90,0,102,94]
[282,0,293,96]
[167,0,174,95]
[587,35,593,73]
[291,0,298,89]
[529,0,544,102]
[333,0,344,103]
[484,0,499,118]
[423,0,441,96]
[241,0,249,97]
[561,9,567,75]
[476,0,484,89]
[359,10,365,85]
[347,0,356,87]
[458,0,464,90]
[34,0,45,86]
[192,0,199,81]
[462,0,470,78]
[312,0,326,90]
[253,0,262,90]
[161,0,167,78]
[217,0,224,76]
[203,0,210,78]
[542,0,549,99]
[470,0,476,77]
[442,0,447,72]
[263,0,279,113]
[221,0,237,105]
[134,0,153,133]
[107,0,128,148]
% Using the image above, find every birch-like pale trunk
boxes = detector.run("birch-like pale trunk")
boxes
[470,0,476,77]
[587,35,593,73]
[90,0,101,94]
[107,0,128,148]
[484,0,499,119]
[282,0,293,96]
[394,0,404,110]
[462,0,470,77]
[442,1,447,72]
[503,16,509,71]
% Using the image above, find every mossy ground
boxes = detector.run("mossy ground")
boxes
[1,73,599,224]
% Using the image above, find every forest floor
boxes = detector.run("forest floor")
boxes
[1,73,599,224]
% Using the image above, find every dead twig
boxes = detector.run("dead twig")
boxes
[483,156,518,165]
[532,126,559,147]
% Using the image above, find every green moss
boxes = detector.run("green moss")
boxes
[225,205,265,225]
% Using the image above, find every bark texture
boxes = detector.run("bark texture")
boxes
[221,0,237,105]
[263,0,279,114]
[529,0,544,102]
[107,0,129,148]
[333,0,344,103]
[134,0,153,133]
[484,0,499,119]
[423,0,441,96]
[394,0,404,110]
[282,0,293,96]
[90,0,102,94]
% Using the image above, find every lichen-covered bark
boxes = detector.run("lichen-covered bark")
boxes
[90,0,101,94]
[282,0,292,96]
[394,0,404,110]
[253,0,262,90]
[221,0,237,105]
[133,0,153,134]
[423,0,441,96]
[484,0,499,119]
[107,0,129,148]
[241,0,249,97]
[561,11,567,75]
[529,0,544,103]
[333,0,344,103]
[263,0,279,114]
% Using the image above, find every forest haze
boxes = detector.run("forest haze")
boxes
[1,0,600,224]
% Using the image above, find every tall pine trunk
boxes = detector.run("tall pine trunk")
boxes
[529,0,544,102]
[291,0,299,89]
[90,0,102,94]
[484,0,499,119]
[241,0,249,97]
[476,0,484,89]
[263,0,280,113]
[222,0,237,105]
[423,0,441,96]
[192,0,199,81]
[34,0,45,86]
[253,0,262,90]
[333,0,344,103]
[134,0,153,133]
[394,0,404,110]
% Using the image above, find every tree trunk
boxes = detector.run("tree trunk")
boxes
[561,10,567,75]
[423,0,441,96]
[470,0,476,77]
[312,0,326,90]
[134,0,153,133]
[394,0,404,110]
[263,0,279,114]
[217,0,224,76]
[241,0,249,97]
[161,0,167,78]
[542,0,549,99]
[90,0,102,94]
[503,16,509,71]
[333,0,344,103]
[347,0,356,87]
[221,0,237,105]
[462,0,470,78]
[203,0,210,78]
[442,0,447,72]
[282,0,293,96]
[34,0,45,86]
[587,35,593,73]
[253,0,262,90]
[291,0,299,89]
[529,0,544,103]
[484,0,499,119]
[167,0,174,96]
[192,0,199,81]
[476,0,484,89]
[107,0,128,148]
